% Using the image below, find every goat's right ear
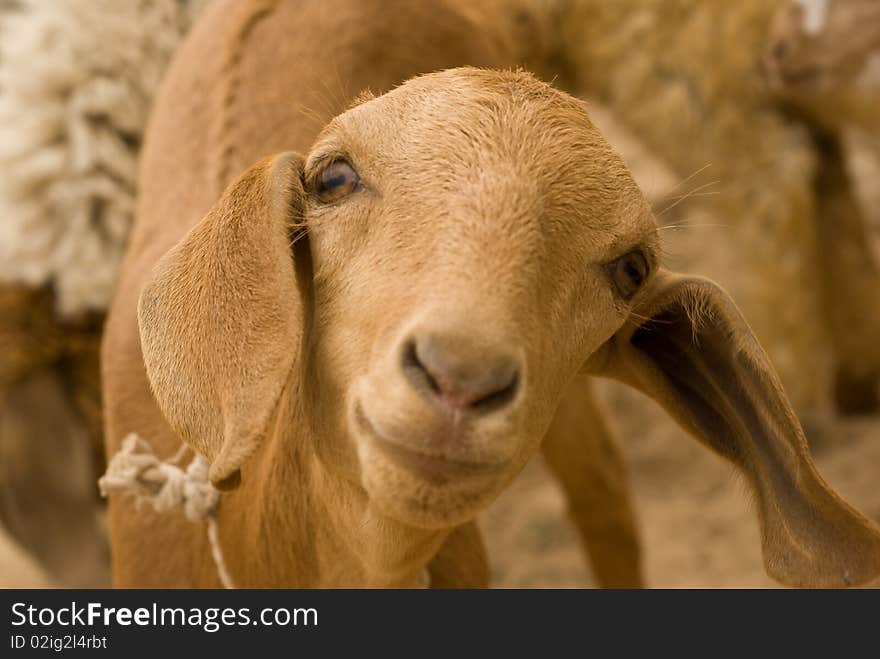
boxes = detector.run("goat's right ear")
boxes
[585,269,880,587]
[138,152,307,489]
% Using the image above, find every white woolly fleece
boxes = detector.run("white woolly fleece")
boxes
[0,0,208,317]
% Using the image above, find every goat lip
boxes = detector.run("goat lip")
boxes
[370,434,504,486]
[355,404,505,486]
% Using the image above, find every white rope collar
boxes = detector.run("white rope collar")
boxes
[99,433,431,589]
[98,433,235,588]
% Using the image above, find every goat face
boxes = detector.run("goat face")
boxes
[301,69,656,527]
[139,67,880,586]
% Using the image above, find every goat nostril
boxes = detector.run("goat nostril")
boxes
[402,339,441,396]
[469,370,519,414]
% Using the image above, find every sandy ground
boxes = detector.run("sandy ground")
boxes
[483,381,880,588]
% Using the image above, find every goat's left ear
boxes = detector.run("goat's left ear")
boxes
[138,152,309,490]
[586,268,880,587]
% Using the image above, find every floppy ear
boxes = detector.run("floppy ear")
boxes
[586,269,880,587]
[138,152,308,489]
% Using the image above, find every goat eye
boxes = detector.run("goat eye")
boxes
[610,250,649,300]
[316,160,359,203]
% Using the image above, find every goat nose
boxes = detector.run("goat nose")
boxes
[402,333,520,414]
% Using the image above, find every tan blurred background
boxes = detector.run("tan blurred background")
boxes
[1,0,878,588]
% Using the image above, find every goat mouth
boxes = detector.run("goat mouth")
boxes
[354,402,506,486]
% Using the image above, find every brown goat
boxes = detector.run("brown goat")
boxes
[103,0,880,588]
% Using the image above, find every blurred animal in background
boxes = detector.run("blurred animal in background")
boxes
[764,0,880,413]
[765,0,880,131]
[557,0,880,420]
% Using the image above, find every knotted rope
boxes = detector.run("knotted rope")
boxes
[98,433,235,588]
[100,433,432,589]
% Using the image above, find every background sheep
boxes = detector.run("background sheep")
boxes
[0,0,207,316]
